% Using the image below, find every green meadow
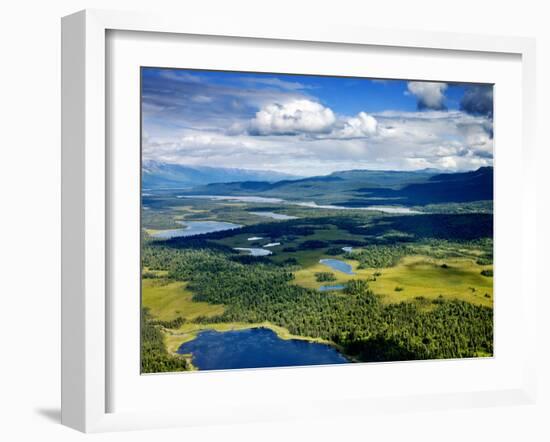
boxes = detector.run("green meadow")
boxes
[141,278,225,322]
[293,255,493,307]
[141,277,336,356]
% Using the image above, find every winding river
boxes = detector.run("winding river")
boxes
[249,211,298,220]
[179,195,421,214]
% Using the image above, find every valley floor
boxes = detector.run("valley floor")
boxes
[140,193,494,373]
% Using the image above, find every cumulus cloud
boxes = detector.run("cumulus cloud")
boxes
[247,99,378,140]
[407,81,448,110]
[249,99,336,135]
[460,85,493,118]
[335,112,378,138]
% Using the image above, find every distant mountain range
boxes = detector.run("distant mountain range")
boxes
[142,161,300,189]
[143,161,493,207]
[354,167,494,206]
[175,166,493,207]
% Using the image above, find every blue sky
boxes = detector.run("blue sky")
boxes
[141,67,493,176]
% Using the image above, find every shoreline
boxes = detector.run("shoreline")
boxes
[163,321,353,363]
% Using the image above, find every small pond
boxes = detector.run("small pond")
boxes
[318,284,346,292]
[234,247,273,256]
[319,258,355,275]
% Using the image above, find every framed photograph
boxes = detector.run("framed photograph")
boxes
[61,9,538,432]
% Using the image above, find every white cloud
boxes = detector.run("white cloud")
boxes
[249,99,336,135]
[407,81,448,110]
[334,112,378,138]
[143,69,493,174]
[144,109,493,176]
[457,122,493,154]
[248,100,378,140]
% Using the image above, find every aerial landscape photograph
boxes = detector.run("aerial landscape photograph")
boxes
[140,67,494,373]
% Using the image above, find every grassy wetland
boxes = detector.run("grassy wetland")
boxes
[140,172,494,373]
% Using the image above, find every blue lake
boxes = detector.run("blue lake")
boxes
[318,284,346,292]
[151,221,242,239]
[177,328,349,370]
[319,259,355,275]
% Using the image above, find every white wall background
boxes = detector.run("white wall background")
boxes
[0,1,548,440]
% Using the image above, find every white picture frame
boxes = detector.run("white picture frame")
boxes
[61,9,538,433]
